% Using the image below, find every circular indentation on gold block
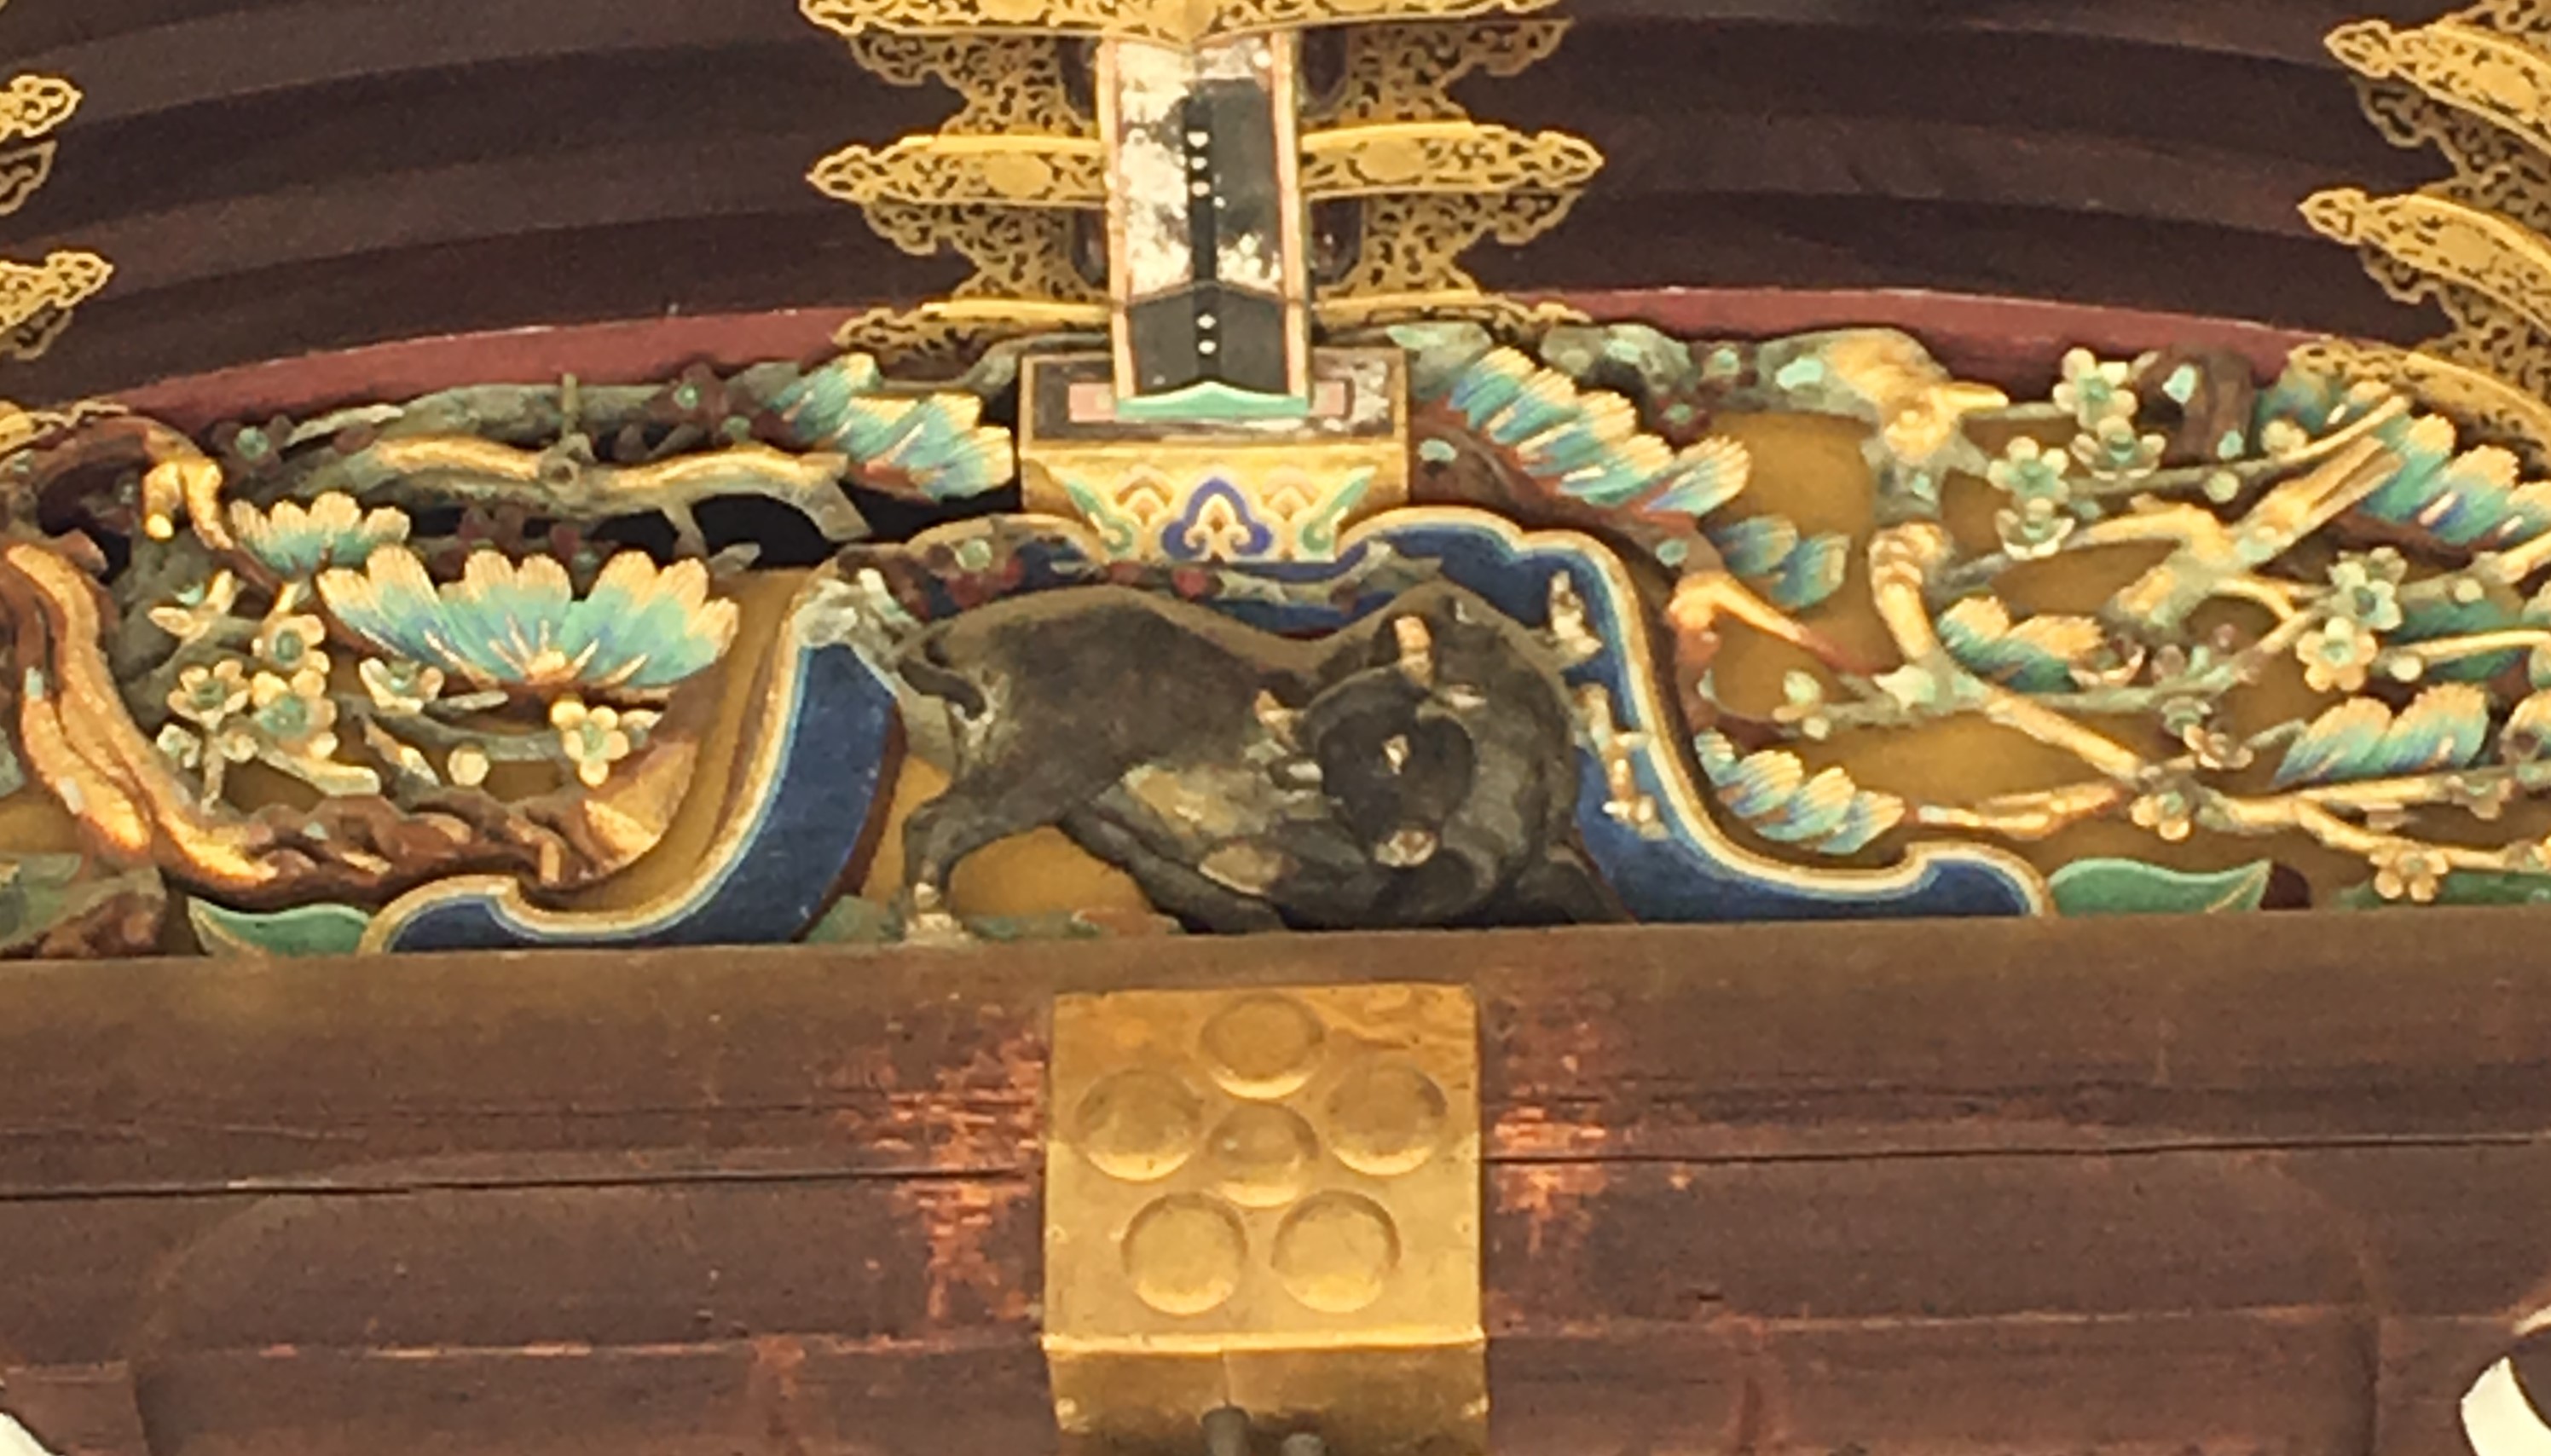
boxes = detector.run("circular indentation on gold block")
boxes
[1123,1194,1247,1315]
[1204,1104,1321,1208]
[1076,1069,1205,1182]
[1326,1059,1450,1176]
[1271,1192,1400,1313]
[1200,994,1325,1098]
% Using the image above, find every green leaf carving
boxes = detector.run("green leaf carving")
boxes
[1936,598,2105,692]
[1693,731,1904,855]
[2049,858,2274,916]
[2334,870,2551,909]
[2272,684,2491,789]
[188,899,371,958]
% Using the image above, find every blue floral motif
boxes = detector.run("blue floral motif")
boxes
[316,546,738,692]
[1160,478,1278,561]
[228,492,409,578]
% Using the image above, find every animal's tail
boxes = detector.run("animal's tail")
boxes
[802,565,978,773]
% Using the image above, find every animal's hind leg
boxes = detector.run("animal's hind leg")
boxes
[1061,812,1287,934]
[901,750,1123,937]
[1499,846,1624,926]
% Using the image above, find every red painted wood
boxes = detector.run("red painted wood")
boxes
[113,289,2319,430]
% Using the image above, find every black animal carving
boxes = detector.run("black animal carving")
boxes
[889,581,1617,934]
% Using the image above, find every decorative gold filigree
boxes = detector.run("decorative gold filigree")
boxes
[2294,337,2551,462]
[0,73,76,147]
[1300,26,1597,334]
[2305,187,2551,334]
[0,250,110,363]
[2309,3,2551,463]
[811,134,1107,209]
[802,0,1555,47]
[2330,18,2551,157]
[1299,120,1600,199]
[0,142,54,218]
[832,32,1089,136]
[1305,19,1569,126]
[0,55,105,354]
[1314,191,1583,327]
[863,200,1102,302]
[805,0,1595,361]
[0,396,124,459]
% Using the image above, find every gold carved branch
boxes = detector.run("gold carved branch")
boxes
[2294,337,2551,461]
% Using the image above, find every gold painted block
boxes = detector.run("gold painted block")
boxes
[1044,985,1484,1455]
[1018,350,1411,564]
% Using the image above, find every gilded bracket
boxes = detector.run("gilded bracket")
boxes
[1044,985,1485,1456]
[802,0,1600,363]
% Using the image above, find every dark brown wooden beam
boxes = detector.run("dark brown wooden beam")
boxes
[1,910,2548,1453]
[0,2,2454,397]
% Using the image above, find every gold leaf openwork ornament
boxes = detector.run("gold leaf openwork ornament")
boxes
[806,0,1554,49]
[0,4,107,373]
[1303,19,1568,126]
[2307,2,2551,462]
[0,250,112,362]
[799,0,1599,361]
[0,71,77,146]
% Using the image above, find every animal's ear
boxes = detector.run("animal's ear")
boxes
[1253,690,1302,748]
[1391,615,1435,687]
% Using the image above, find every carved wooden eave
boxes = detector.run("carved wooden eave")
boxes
[14,2,2551,1454]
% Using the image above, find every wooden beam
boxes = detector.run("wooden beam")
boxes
[0,911,2547,1452]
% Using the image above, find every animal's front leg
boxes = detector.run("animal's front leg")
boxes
[1502,846,1625,926]
[900,750,1124,945]
[1061,811,1288,934]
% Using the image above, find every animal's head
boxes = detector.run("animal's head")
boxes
[1300,659,1478,870]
